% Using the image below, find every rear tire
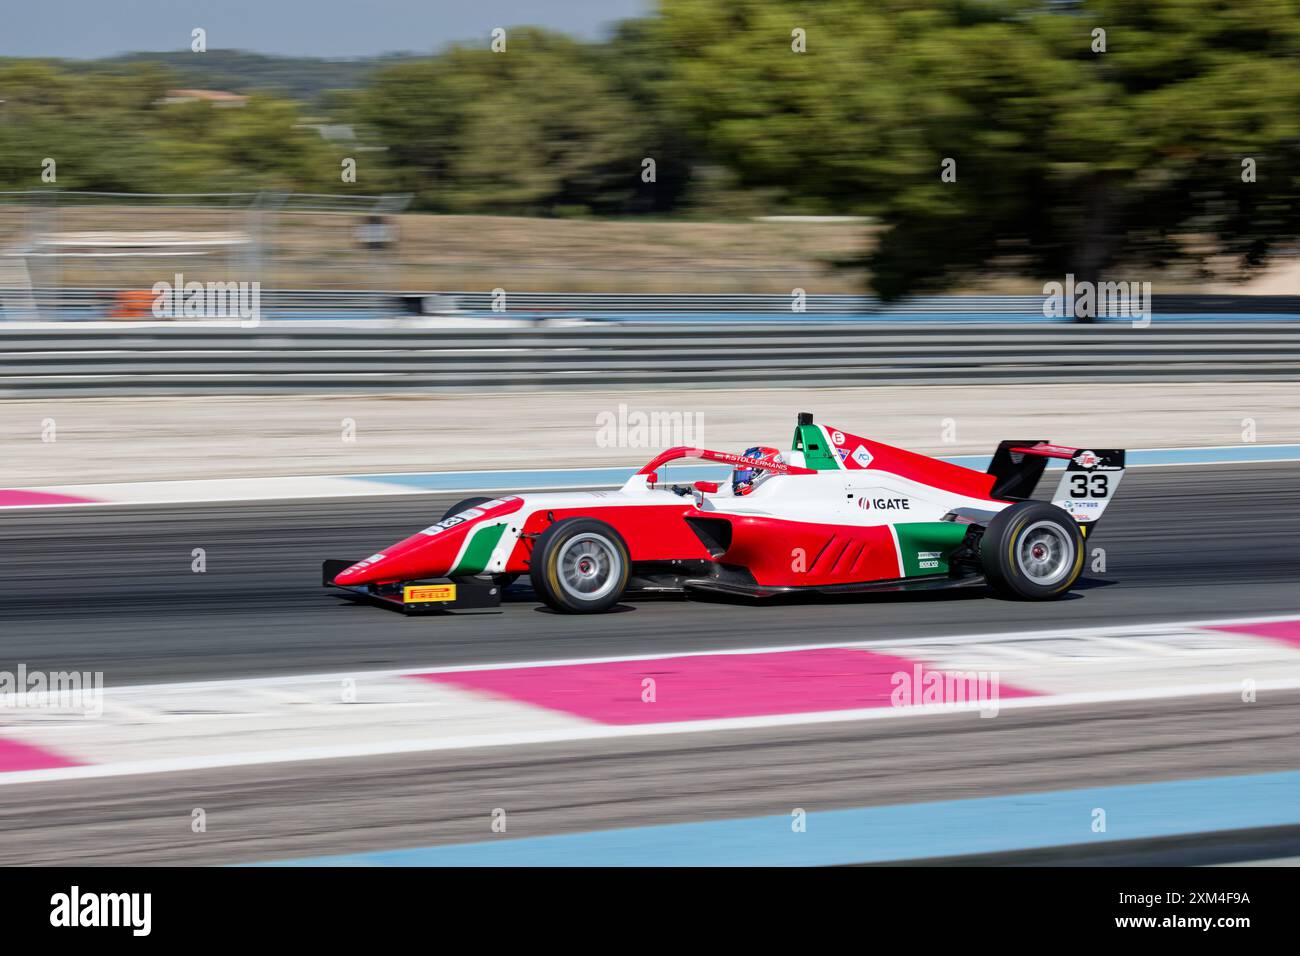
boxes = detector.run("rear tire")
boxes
[980,501,1083,600]
[529,518,630,613]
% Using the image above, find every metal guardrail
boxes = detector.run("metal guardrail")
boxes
[0,288,393,313]
[5,289,1300,318]
[2,322,1298,395]
[436,292,1041,314]
[438,291,1300,316]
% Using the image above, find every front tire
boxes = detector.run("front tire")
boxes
[980,501,1084,600]
[529,518,630,613]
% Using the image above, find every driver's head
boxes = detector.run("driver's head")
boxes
[733,446,780,495]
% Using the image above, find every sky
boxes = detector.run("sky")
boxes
[0,0,653,59]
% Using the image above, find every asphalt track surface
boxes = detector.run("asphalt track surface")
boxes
[1,461,1298,864]
[3,692,1299,866]
[1,463,1299,683]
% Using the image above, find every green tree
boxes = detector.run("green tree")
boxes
[0,61,378,196]
[0,62,166,191]
[359,29,654,214]
[658,0,1300,298]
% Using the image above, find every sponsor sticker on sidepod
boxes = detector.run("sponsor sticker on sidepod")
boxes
[858,497,912,510]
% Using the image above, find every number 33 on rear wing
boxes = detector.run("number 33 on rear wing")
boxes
[999,442,1126,535]
[1050,448,1126,534]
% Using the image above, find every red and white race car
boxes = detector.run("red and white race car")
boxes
[323,413,1125,614]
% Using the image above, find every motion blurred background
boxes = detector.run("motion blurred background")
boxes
[3,0,1300,871]
[2,0,1298,300]
[4,0,1300,478]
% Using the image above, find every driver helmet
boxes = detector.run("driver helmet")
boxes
[733,446,781,495]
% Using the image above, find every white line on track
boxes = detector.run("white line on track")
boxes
[104,609,1300,692]
[2,611,1298,787]
[4,676,1300,788]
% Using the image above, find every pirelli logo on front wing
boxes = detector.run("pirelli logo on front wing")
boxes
[403,584,457,604]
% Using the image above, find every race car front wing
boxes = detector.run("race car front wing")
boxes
[321,559,502,615]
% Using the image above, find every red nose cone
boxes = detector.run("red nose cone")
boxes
[333,496,524,585]
[333,552,400,586]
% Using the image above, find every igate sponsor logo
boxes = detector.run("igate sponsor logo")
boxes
[858,497,911,510]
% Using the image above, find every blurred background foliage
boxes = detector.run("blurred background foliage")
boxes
[1,0,1298,296]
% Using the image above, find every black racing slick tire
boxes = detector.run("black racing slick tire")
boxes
[529,517,631,614]
[979,501,1084,600]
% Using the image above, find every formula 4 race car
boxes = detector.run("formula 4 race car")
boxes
[323,413,1125,614]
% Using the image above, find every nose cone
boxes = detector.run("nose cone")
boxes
[334,496,525,586]
[333,552,400,586]
[332,525,469,586]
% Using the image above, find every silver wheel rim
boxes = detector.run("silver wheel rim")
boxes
[556,532,621,602]
[1016,520,1074,586]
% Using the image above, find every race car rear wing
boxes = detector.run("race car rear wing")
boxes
[988,441,1126,533]
[987,440,1054,500]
